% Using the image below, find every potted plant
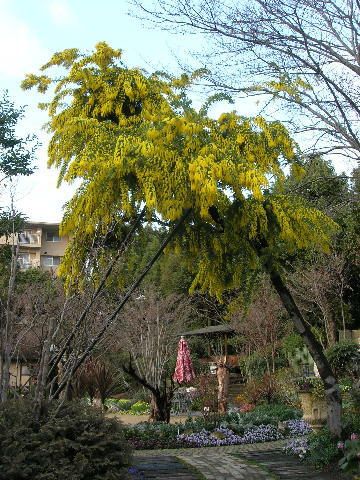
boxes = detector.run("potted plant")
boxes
[297,377,327,430]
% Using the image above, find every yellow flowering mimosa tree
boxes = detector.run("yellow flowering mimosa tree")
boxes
[23,42,341,433]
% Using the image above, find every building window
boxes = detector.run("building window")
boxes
[46,231,61,242]
[18,253,31,268]
[41,256,61,267]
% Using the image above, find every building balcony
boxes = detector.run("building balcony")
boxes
[18,232,41,247]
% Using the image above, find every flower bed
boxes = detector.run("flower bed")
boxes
[177,424,282,447]
[124,416,311,450]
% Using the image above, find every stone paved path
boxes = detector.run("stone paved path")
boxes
[132,455,201,479]
[132,440,349,479]
[234,448,346,479]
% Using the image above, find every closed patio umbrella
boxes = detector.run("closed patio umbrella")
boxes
[173,336,195,384]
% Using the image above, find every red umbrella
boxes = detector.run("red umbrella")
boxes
[173,336,195,383]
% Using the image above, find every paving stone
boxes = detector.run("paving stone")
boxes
[131,455,201,479]
[237,449,348,479]
[132,440,349,480]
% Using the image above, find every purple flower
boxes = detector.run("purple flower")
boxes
[177,424,283,448]
[283,438,309,459]
[284,419,312,436]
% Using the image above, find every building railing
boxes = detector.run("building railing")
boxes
[18,233,41,245]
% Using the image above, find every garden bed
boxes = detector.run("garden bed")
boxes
[122,404,309,450]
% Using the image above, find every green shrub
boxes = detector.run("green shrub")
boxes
[131,388,151,403]
[306,428,339,469]
[239,353,268,379]
[297,377,325,399]
[326,341,360,378]
[249,403,302,422]
[130,401,150,415]
[342,412,360,439]
[105,398,133,412]
[281,333,304,356]
[117,399,133,411]
[338,438,360,474]
[274,368,300,408]
[124,422,185,449]
[0,400,131,480]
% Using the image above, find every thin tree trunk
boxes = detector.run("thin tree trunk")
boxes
[216,356,229,414]
[48,208,145,380]
[267,266,342,437]
[1,237,19,403]
[0,344,11,402]
[52,209,191,399]
[34,317,56,420]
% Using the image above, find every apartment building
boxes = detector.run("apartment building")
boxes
[12,222,68,272]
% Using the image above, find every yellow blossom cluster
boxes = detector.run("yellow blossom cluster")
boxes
[22,43,338,293]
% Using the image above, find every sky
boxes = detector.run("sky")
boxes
[0,0,194,222]
[0,0,356,222]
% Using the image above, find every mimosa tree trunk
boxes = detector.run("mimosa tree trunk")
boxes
[268,267,342,437]
[217,356,230,414]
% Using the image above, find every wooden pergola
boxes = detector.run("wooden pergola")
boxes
[181,324,236,357]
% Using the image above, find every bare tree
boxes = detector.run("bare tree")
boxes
[288,252,352,347]
[135,0,360,161]
[73,357,124,407]
[231,278,289,375]
[119,290,192,422]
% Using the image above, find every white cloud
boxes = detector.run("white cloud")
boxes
[0,0,48,78]
[48,0,75,26]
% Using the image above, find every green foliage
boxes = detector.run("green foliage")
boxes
[0,210,25,237]
[226,403,301,431]
[129,401,150,415]
[105,398,133,412]
[239,353,268,379]
[281,155,349,212]
[225,404,301,434]
[247,403,302,422]
[281,333,304,356]
[0,400,131,480]
[274,368,300,408]
[0,91,36,179]
[15,267,54,286]
[306,428,339,469]
[338,438,360,474]
[326,341,360,378]
[342,412,360,439]
[297,377,325,399]
[110,226,193,295]
[124,403,302,449]
[124,422,185,449]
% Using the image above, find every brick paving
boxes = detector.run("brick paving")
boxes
[132,440,349,479]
